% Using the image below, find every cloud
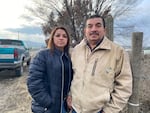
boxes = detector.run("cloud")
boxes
[0,0,27,29]
[6,26,43,35]
[114,0,150,47]
[0,0,46,47]
[0,29,45,44]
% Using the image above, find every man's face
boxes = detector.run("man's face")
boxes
[84,17,106,43]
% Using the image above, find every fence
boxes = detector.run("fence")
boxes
[128,32,144,113]
[105,15,149,113]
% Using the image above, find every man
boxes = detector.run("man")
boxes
[69,15,132,113]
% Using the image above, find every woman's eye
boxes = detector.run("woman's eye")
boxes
[63,35,67,38]
[55,34,60,37]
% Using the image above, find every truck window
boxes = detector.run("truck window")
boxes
[0,40,23,46]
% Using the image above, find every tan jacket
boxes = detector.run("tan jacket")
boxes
[70,37,132,113]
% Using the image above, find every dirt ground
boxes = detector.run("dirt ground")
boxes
[140,54,150,113]
[0,54,150,113]
[0,68,32,113]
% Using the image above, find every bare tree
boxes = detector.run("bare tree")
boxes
[42,12,57,36]
[25,0,141,43]
[111,0,141,18]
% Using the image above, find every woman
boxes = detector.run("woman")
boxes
[27,26,73,113]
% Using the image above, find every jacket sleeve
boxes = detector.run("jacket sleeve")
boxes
[103,50,133,113]
[27,50,51,108]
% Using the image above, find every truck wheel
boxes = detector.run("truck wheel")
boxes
[27,59,30,66]
[15,65,23,76]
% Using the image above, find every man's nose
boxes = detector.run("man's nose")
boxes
[91,26,97,31]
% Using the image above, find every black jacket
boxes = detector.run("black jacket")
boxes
[27,48,73,113]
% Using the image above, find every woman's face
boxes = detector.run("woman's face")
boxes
[53,29,68,50]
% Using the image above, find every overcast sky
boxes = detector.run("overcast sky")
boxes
[113,0,150,47]
[0,0,149,47]
[0,0,45,44]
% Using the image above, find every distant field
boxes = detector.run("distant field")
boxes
[29,48,41,57]
[126,49,150,54]
[144,49,150,54]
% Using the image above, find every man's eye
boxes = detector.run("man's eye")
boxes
[96,23,102,27]
[87,25,92,28]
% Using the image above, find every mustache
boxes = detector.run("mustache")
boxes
[89,31,99,36]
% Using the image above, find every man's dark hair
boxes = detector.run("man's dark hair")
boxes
[85,15,106,28]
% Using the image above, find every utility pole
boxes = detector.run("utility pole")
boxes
[18,31,19,40]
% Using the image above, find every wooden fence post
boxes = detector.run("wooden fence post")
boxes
[128,32,143,113]
[105,15,114,41]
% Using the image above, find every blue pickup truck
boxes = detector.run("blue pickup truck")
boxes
[0,39,31,76]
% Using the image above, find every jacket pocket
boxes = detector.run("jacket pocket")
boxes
[91,58,98,76]
[31,101,49,113]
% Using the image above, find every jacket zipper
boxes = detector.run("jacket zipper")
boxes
[60,53,64,113]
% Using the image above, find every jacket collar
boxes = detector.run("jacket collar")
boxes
[54,47,69,57]
[80,36,111,51]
